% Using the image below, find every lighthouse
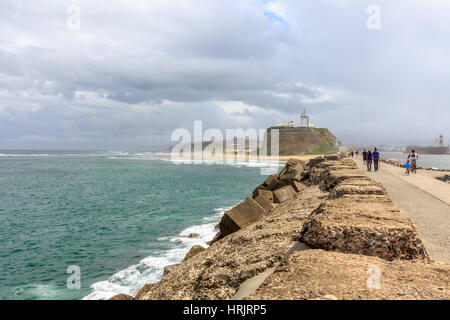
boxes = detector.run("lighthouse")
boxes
[300,109,309,128]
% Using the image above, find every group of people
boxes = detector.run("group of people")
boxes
[360,148,380,172]
[406,150,419,175]
[348,147,419,175]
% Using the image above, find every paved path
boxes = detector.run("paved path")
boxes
[356,159,450,263]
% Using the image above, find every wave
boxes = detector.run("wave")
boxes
[82,207,230,300]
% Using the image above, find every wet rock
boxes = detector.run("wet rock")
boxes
[189,233,200,238]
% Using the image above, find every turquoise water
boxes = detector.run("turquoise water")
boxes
[0,151,270,300]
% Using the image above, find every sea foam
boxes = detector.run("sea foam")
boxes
[82,207,230,300]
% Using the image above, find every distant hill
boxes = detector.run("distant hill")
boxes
[265,127,340,156]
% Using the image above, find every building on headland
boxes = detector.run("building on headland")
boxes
[265,109,339,156]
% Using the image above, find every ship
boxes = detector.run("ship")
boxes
[406,135,450,155]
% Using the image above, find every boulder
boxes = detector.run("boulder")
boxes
[109,294,134,300]
[279,172,301,185]
[264,174,279,187]
[265,176,285,191]
[283,158,305,176]
[252,188,274,203]
[324,154,339,161]
[292,181,307,193]
[252,184,267,198]
[183,245,206,261]
[188,233,200,238]
[307,157,325,167]
[134,284,157,300]
[300,196,429,261]
[218,198,267,238]
[273,185,297,203]
[254,196,274,212]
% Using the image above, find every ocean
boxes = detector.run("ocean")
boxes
[379,151,450,170]
[0,150,278,300]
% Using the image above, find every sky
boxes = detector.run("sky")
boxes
[0,0,449,149]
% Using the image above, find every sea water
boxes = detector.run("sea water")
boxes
[0,150,275,300]
[379,151,450,170]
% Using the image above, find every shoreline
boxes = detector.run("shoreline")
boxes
[110,154,450,300]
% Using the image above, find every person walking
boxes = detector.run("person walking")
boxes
[367,151,373,172]
[362,149,368,164]
[356,150,359,158]
[373,148,380,172]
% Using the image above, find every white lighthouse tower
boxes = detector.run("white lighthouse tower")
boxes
[300,109,309,127]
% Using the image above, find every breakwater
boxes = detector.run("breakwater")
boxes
[111,156,450,300]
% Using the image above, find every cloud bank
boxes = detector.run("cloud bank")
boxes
[1,0,449,149]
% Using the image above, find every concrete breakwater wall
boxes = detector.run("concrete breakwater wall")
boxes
[112,156,450,300]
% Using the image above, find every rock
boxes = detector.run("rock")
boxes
[188,233,200,238]
[279,172,301,186]
[183,245,206,261]
[324,154,339,161]
[246,250,450,300]
[135,284,157,300]
[218,198,267,238]
[109,294,134,300]
[292,181,307,193]
[252,188,274,203]
[268,178,285,191]
[264,174,279,187]
[163,264,180,277]
[300,196,429,261]
[254,196,274,212]
[136,187,327,300]
[208,231,222,245]
[273,185,297,203]
[306,157,325,167]
[323,294,338,300]
[436,175,450,183]
[252,184,267,198]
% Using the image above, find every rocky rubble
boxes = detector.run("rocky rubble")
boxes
[436,174,450,183]
[299,158,428,261]
[117,155,449,300]
[137,187,327,300]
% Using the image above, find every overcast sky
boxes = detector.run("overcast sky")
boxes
[0,0,449,149]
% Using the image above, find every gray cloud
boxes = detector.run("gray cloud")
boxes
[0,0,449,149]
